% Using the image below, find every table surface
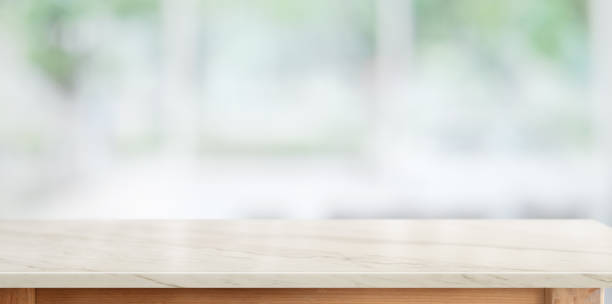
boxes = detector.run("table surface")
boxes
[0,219,611,288]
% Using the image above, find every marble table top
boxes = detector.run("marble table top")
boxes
[0,220,611,288]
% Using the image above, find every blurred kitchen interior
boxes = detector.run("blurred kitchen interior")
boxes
[1,0,612,222]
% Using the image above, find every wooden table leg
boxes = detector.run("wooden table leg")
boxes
[545,289,604,304]
[0,289,35,304]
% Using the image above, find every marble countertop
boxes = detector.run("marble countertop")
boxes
[0,220,611,288]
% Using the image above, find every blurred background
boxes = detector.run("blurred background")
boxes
[1,0,612,223]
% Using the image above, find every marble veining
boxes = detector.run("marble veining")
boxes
[0,220,611,287]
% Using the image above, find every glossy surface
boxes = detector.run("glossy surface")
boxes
[0,220,611,287]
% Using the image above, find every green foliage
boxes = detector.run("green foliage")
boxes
[23,0,87,92]
[19,0,159,93]
[13,0,590,94]
[414,0,588,64]
[108,0,159,18]
[29,46,80,91]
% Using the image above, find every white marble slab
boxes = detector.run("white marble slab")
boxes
[0,220,611,288]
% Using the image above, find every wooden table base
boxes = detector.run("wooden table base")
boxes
[0,288,604,304]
